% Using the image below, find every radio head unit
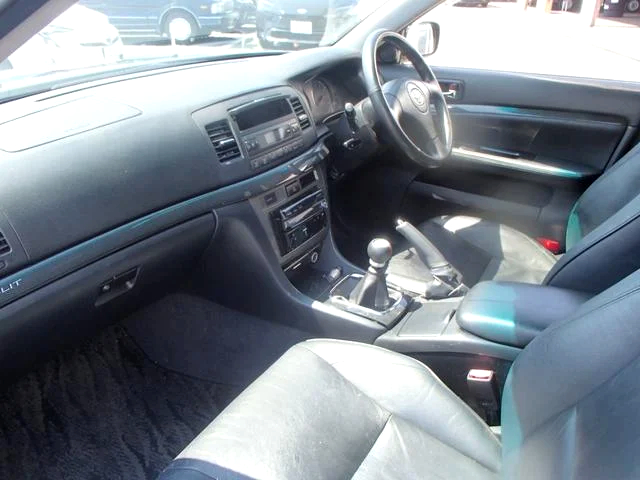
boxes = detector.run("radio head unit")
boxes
[271,188,327,256]
[229,96,305,170]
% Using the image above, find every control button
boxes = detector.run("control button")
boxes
[286,181,301,197]
[245,140,257,152]
[310,251,319,264]
[250,159,260,170]
[343,138,362,150]
[264,192,277,206]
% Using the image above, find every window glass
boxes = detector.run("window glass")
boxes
[415,0,640,81]
[0,0,389,99]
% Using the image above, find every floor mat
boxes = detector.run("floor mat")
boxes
[0,326,240,480]
[124,293,311,387]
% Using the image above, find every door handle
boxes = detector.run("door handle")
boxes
[438,80,463,102]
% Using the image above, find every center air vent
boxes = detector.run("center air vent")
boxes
[0,231,10,256]
[205,120,241,162]
[290,97,311,130]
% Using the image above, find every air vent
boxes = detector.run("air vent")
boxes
[0,232,10,256]
[205,120,241,162]
[290,97,311,130]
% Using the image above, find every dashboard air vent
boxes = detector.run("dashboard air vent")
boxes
[0,232,10,256]
[205,120,241,162]
[290,97,311,130]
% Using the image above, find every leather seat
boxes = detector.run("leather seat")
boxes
[159,268,640,479]
[160,339,502,480]
[388,142,640,294]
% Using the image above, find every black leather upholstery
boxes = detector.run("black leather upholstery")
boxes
[160,268,640,480]
[388,215,557,287]
[389,144,640,293]
[456,281,591,348]
[159,340,501,480]
[502,267,640,478]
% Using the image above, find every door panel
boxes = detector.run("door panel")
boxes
[382,64,640,250]
[448,104,625,174]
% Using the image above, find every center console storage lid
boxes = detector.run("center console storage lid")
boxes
[457,281,592,348]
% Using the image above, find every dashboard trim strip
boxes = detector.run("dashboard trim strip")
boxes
[451,146,588,179]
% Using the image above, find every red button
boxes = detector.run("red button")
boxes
[537,237,561,254]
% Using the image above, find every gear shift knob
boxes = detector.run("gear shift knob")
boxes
[367,238,392,268]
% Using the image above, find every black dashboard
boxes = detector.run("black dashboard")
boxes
[0,46,377,372]
[0,47,365,277]
[0,48,378,318]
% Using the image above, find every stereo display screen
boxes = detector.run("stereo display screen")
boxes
[235,98,293,131]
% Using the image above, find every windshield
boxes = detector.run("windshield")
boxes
[0,0,389,99]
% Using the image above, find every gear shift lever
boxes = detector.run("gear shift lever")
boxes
[349,238,392,310]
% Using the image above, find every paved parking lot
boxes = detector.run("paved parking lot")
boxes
[119,2,640,82]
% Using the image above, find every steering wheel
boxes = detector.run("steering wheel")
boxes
[362,29,452,168]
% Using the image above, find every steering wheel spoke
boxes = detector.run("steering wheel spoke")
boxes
[362,29,452,168]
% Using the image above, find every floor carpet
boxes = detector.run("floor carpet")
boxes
[0,325,240,480]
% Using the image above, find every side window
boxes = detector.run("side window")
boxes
[407,1,640,81]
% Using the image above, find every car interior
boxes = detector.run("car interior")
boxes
[1,0,640,478]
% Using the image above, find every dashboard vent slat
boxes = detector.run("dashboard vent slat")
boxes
[205,120,241,163]
[290,97,311,130]
[0,232,10,256]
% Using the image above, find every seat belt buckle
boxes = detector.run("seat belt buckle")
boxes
[467,369,500,425]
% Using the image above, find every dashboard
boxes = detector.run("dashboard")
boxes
[0,48,363,267]
[0,46,375,371]
[0,47,371,310]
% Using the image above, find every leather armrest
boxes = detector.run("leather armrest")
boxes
[456,281,591,348]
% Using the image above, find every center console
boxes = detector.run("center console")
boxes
[250,167,329,271]
[192,85,318,186]
[271,187,327,258]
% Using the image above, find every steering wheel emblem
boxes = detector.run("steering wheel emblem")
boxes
[407,82,428,113]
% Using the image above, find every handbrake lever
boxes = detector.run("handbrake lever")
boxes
[395,218,467,297]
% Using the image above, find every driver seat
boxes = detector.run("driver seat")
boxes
[388,142,640,294]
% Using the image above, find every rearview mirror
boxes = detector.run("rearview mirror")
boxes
[406,21,440,57]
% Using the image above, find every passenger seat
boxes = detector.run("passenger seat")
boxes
[159,267,640,479]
